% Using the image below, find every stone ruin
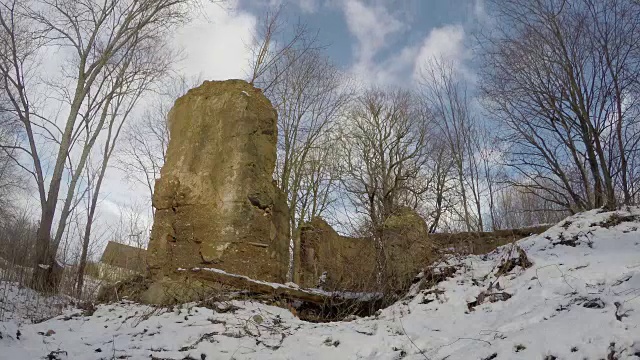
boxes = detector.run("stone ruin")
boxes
[295,208,434,293]
[295,209,551,293]
[142,80,290,303]
[98,79,550,309]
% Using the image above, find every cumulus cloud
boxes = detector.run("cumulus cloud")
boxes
[173,2,256,80]
[412,24,467,80]
[340,0,406,85]
[342,0,404,63]
[350,45,418,86]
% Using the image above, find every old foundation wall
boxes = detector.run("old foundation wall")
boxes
[296,209,435,292]
[297,214,549,292]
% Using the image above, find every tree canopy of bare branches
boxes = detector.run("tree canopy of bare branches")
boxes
[420,58,486,231]
[339,89,433,279]
[0,0,195,290]
[480,0,640,212]
[247,5,320,93]
[116,75,202,211]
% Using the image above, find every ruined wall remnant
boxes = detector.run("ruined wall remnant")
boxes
[428,226,551,256]
[296,208,434,292]
[296,217,377,290]
[297,209,550,293]
[382,208,435,290]
[147,80,289,287]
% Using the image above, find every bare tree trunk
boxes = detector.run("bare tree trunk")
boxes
[18,0,194,291]
[247,9,349,282]
[479,0,639,213]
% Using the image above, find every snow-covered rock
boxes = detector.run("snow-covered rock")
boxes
[2,208,640,359]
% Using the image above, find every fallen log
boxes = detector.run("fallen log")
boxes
[98,267,387,322]
[180,267,386,322]
[182,268,329,303]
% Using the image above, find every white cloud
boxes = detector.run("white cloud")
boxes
[412,24,467,79]
[341,0,404,77]
[343,21,470,87]
[342,0,404,61]
[350,44,418,87]
[297,0,320,13]
[173,2,256,81]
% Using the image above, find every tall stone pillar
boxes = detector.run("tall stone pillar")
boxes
[147,80,289,284]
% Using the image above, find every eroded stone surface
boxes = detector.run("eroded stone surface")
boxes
[296,209,550,293]
[147,80,289,289]
[296,210,431,292]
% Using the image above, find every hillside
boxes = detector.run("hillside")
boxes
[2,208,640,359]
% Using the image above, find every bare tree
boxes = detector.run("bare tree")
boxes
[0,115,23,207]
[420,58,484,231]
[422,139,455,233]
[586,0,640,204]
[340,89,432,279]
[246,4,320,93]
[0,0,196,290]
[493,182,569,229]
[75,41,171,296]
[268,51,351,280]
[247,7,350,280]
[116,75,201,211]
[476,124,503,231]
[112,201,151,250]
[480,0,640,212]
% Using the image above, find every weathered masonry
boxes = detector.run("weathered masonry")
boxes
[146,80,290,302]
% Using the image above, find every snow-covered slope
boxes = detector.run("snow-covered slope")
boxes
[2,208,640,359]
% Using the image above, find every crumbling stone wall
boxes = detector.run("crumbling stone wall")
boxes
[296,208,435,292]
[382,208,436,291]
[147,80,289,288]
[296,217,377,290]
[428,226,550,256]
[297,210,549,292]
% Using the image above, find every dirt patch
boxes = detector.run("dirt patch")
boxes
[467,291,512,311]
[496,246,532,277]
[96,275,153,303]
[591,214,640,228]
[549,232,594,248]
[418,266,458,291]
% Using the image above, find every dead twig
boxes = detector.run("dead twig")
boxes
[398,314,430,360]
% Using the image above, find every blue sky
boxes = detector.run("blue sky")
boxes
[171,0,485,88]
[239,0,483,71]
[235,0,485,85]
[96,0,487,240]
[239,0,483,60]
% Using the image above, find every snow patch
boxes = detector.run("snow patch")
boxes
[2,208,640,359]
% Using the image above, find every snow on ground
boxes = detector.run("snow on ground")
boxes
[2,208,640,359]
[0,282,74,324]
